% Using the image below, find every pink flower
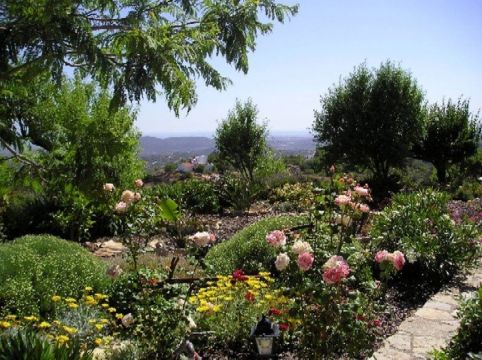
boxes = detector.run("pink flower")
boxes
[134,192,141,201]
[374,250,389,263]
[392,251,406,271]
[335,194,351,206]
[134,179,144,188]
[114,201,128,213]
[275,253,290,271]
[322,256,350,284]
[103,183,115,192]
[266,230,286,247]
[121,190,135,204]
[297,252,314,272]
[354,186,370,197]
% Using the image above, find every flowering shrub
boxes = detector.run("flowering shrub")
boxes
[0,288,122,351]
[204,215,308,274]
[371,189,481,281]
[188,271,294,349]
[107,268,188,358]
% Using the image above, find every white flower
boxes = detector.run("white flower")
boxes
[103,183,115,192]
[334,214,352,227]
[291,240,313,255]
[275,253,290,271]
[121,313,134,327]
[187,315,197,330]
[134,179,144,188]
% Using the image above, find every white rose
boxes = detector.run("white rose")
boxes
[103,183,115,192]
[275,253,290,271]
[291,240,313,255]
[121,190,135,204]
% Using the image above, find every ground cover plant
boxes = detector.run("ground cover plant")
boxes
[0,235,108,317]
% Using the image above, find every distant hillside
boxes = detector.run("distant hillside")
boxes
[140,136,215,157]
[140,135,316,159]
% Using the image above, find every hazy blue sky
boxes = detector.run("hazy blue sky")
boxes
[137,0,482,137]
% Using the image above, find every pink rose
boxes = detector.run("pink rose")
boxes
[103,183,115,192]
[114,201,128,213]
[334,194,351,206]
[266,230,287,248]
[297,252,314,272]
[322,255,350,284]
[354,186,370,197]
[134,192,141,201]
[134,179,144,188]
[392,251,405,271]
[374,250,389,263]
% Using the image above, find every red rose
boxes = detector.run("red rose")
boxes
[372,319,382,327]
[269,308,282,316]
[233,269,248,282]
[279,323,289,331]
[356,314,366,322]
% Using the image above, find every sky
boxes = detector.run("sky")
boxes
[137,0,482,137]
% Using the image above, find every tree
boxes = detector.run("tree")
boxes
[416,98,481,183]
[214,99,268,183]
[1,75,143,192]
[0,0,298,115]
[313,61,425,184]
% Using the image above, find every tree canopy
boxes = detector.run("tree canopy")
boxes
[416,98,481,183]
[0,0,298,113]
[312,61,425,184]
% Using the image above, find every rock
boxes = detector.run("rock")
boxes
[94,240,126,257]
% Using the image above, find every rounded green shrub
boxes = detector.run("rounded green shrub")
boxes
[205,215,308,274]
[370,189,480,281]
[0,235,109,316]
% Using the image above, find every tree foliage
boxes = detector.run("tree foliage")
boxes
[0,0,298,113]
[312,61,425,184]
[214,99,268,183]
[416,98,481,183]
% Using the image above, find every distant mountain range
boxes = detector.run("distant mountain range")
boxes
[140,135,316,159]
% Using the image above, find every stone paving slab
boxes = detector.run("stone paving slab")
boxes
[371,259,482,360]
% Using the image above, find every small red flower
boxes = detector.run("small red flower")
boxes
[356,314,366,322]
[279,323,289,331]
[233,269,248,282]
[244,291,255,302]
[372,319,382,327]
[269,308,282,316]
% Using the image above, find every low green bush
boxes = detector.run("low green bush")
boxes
[150,179,221,214]
[433,285,482,360]
[205,215,308,274]
[0,235,109,316]
[0,329,92,360]
[370,189,480,282]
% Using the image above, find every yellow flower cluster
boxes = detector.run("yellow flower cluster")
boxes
[188,272,291,316]
[0,286,122,348]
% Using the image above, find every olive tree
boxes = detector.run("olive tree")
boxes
[313,61,425,185]
[416,98,481,183]
[215,99,268,183]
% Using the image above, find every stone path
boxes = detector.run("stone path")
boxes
[371,259,482,360]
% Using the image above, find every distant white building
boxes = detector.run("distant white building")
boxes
[192,155,208,165]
